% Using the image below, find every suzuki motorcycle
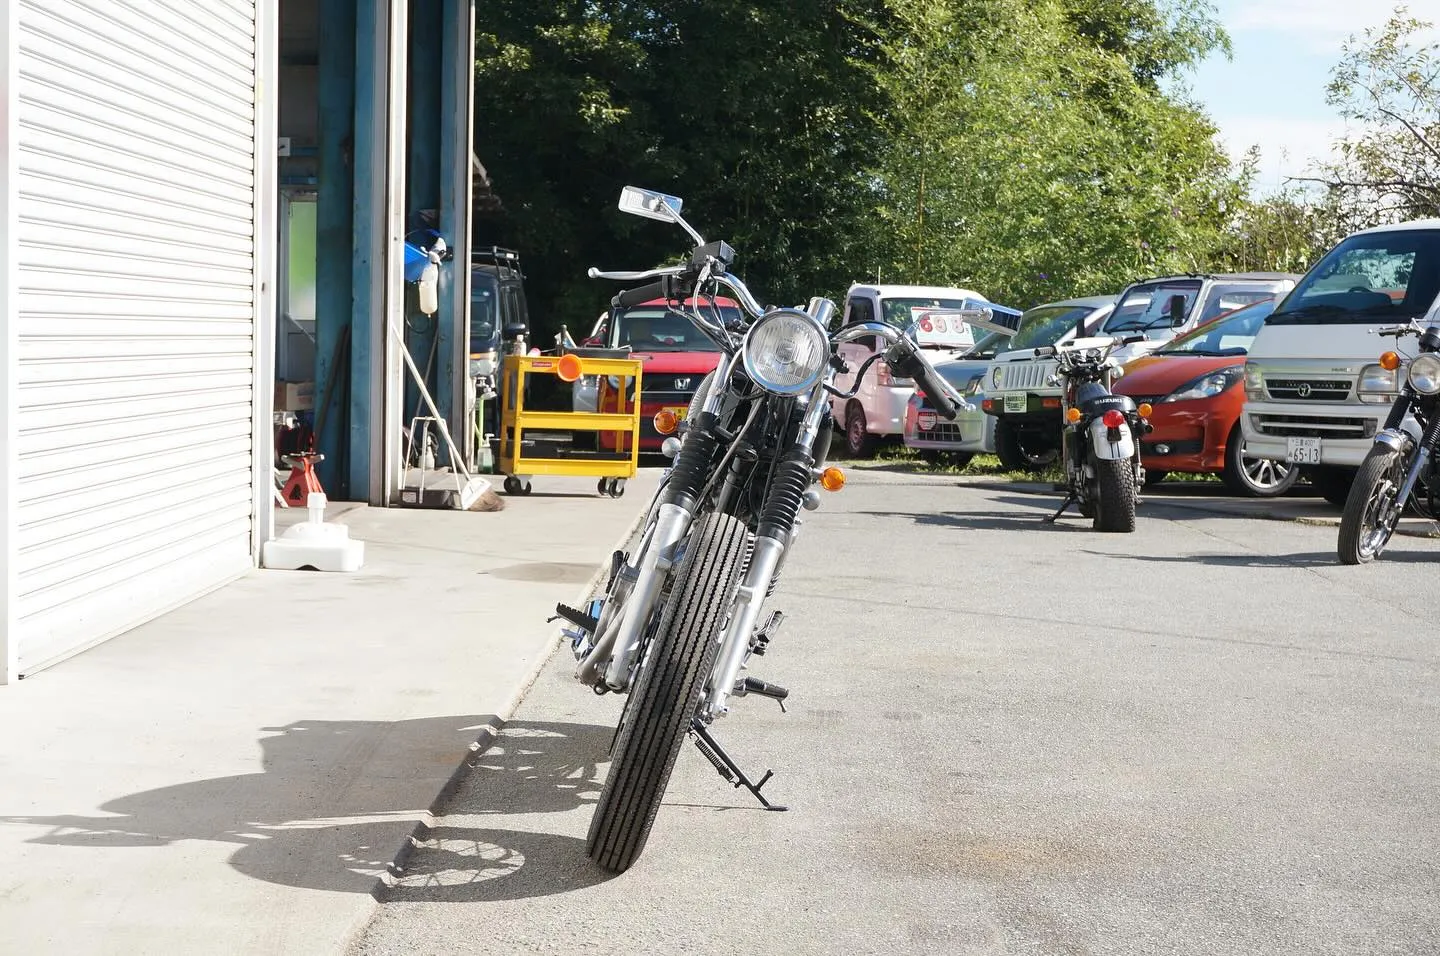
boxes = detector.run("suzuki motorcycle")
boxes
[1337,320,1440,564]
[551,186,968,873]
[1036,335,1152,532]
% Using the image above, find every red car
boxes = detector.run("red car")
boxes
[590,296,735,452]
[1113,297,1296,496]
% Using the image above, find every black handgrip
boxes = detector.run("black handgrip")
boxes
[886,343,958,420]
[1034,345,1057,357]
[613,275,678,309]
[1120,333,1147,345]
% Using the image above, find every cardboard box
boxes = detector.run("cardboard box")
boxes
[274,380,315,411]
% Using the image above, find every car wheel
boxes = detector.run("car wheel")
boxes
[1309,465,1356,507]
[845,402,876,459]
[995,418,1058,472]
[1220,424,1299,497]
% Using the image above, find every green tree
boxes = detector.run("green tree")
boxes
[858,0,1241,307]
[471,1,885,338]
[1300,6,1440,225]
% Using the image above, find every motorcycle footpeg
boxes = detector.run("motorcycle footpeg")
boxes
[552,602,599,634]
[734,675,790,712]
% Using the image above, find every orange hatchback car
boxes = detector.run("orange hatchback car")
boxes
[1114,297,1296,496]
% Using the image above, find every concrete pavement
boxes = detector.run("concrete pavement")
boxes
[0,470,657,955]
[353,467,1440,955]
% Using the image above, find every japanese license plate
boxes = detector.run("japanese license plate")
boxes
[1286,436,1322,465]
[1003,393,1028,414]
[917,411,937,431]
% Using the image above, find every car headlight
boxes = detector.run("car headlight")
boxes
[1244,364,1263,401]
[1409,353,1440,394]
[990,365,1003,389]
[1358,363,1403,403]
[965,374,983,395]
[1160,365,1244,403]
[742,308,829,395]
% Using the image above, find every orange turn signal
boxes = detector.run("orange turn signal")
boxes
[1380,351,1402,371]
[653,408,679,435]
[819,466,846,492]
[1065,407,1082,424]
[1137,403,1153,418]
[556,353,584,382]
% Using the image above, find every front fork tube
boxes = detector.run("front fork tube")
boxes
[703,533,786,721]
[702,383,828,722]
[576,502,693,689]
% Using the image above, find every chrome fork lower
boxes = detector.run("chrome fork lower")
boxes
[576,502,693,690]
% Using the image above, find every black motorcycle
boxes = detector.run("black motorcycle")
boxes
[1337,320,1440,564]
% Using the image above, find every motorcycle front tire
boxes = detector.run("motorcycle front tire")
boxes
[1337,446,1404,565]
[1093,457,1137,533]
[587,512,750,873]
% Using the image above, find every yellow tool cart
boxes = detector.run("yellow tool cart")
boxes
[496,351,643,497]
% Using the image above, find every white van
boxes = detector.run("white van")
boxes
[1241,219,1440,504]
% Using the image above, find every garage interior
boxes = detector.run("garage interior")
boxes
[276,0,477,504]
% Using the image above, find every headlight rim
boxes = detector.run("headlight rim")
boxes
[1409,353,1440,395]
[741,307,830,396]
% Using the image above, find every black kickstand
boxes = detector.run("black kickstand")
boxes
[1043,493,1076,524]
[689,719,788,811]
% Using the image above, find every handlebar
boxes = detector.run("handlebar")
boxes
[882,339,960,420]
[613,275,681,309]
[1376,323,1422,338]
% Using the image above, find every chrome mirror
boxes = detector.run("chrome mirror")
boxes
[619,186,683,223]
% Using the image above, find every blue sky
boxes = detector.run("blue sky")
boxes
[1173,0,1440,194]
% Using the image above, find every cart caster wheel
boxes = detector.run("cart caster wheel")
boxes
[521,481,533,496]
[503,476,522,495]
[597,478,609,497]
[612,479,625,498]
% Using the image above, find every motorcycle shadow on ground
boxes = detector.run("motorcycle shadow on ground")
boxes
[1,717,619,903]
[857,499,1092,533]
[1082,548,1439,568]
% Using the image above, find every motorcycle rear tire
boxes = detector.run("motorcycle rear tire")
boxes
[1337,446,1404,565]
[587,512,750,873]
[1093,458,1136,533]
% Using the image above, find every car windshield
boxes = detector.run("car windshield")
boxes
[878,296,972,328]
[1159,298,1277,356]
[612,306,731,352]
[1007,304,1102,351]
[1267,229,1440,325]
[1103,280,1203,332]
[470,273,500,352]
[961,330,1009,359]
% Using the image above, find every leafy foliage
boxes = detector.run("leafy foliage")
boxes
[470,0,1245,336]
[1303,7,1440,226]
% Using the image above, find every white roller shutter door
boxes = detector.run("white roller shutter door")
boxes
[15,0,261,674]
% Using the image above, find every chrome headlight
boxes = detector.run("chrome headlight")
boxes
[1409,353,1440,394]
[742,308,829,395]
[1358,363,1402,403]
[1160,365,1243,403]
[990,365,1004,389]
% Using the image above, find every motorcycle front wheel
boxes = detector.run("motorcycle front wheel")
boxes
[1093,457,1137,533]
[1337,446,1405,565]
[587,512,750,873]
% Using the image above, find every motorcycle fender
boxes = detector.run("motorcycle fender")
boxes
[1374,419,1420,453]
[1088,419,1135,460]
